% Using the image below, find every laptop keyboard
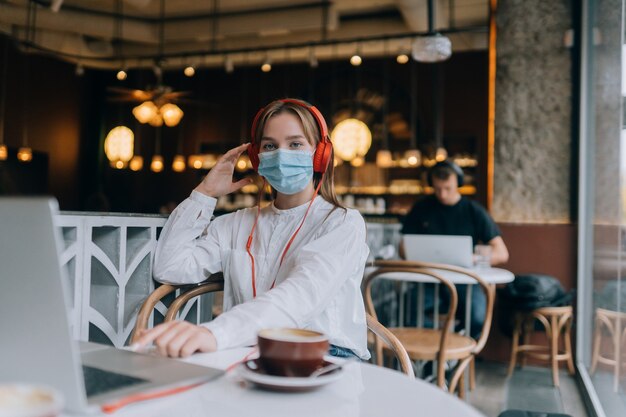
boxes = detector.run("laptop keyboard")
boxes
[82,365,148,397]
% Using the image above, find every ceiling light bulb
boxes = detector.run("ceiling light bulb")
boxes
[350,156,364,167]
[261,62,272,72]
[172,154,186,172]
[350,54,362,66]
[0,144,7,160]
[116,69,127,80]
[17,147,33,163]
[114,160,125,169]
[75,64,85,76]
[405,149,422,167]
[150,155,164,172]
[435,147,448,161]
[129,155,143,171]
[396,54,409,64]
[184,66,195,77]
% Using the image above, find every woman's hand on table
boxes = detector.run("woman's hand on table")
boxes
[131,321,217,358]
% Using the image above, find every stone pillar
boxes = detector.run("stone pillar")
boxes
[492,0,573,223]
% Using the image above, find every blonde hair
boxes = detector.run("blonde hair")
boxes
[253,99,344,209]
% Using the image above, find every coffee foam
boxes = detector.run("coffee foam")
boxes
[258,328,328,343]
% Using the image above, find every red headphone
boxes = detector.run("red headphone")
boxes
[247,99,333,174]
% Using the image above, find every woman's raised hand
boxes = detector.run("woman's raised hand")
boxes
[194,143,253,198]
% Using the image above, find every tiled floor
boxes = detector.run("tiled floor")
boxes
[467,361,589,417]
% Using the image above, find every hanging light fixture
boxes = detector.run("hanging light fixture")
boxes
[171,126,186,172]
[151,126,164,172]
[0,38,8,161]
[412,0,452,63]
[261,55,272,73]
[406,58,421,167]
[116,69,127,80]
[331,118,372,162]
[129,155,143,171]
[350,43,362,66]
[17,1,36,163]
[224,55,234,73]
[160,103,184,127]
[396,53,409,64]
[376,47,394,168]
[184,65,195,77]
[104,126,134,166]
[129,122,143,171]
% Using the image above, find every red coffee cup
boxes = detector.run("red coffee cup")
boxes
[257,328,329,377]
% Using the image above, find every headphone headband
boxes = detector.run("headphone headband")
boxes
[248,99,332,174]
[428,160,465,187]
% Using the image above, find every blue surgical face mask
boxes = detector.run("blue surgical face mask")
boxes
[257,149,314,195]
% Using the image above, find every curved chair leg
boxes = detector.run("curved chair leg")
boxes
[507,313,522,376]
[590,317,602,374]
[469,356,476,391]
[549,314,560,387]
[564,317,575,375]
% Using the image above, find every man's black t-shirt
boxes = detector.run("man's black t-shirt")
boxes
[401,195,501,245]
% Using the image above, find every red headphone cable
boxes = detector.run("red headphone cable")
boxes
[246,177,324,298]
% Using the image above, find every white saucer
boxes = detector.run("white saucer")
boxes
[237,358,344,392]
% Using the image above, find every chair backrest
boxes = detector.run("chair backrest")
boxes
[366,259,495,355]
[363,260,458,387]
[130,278,225,345]
[366,313,415,378]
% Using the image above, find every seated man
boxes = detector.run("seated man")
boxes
[400,160,509,338]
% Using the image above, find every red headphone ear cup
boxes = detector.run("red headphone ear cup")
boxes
[313,139,332,173]
[248,143,260,171]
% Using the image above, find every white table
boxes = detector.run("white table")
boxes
[62,348,486,417]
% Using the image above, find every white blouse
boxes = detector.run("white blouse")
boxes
[153,191,371,359]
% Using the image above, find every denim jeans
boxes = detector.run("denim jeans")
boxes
[328,344,359,359]
[408,283,486,339]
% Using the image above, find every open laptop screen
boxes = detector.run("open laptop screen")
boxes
[402,234,473,268]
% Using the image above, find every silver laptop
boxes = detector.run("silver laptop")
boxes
[0,197,223,413]
[402,234,474,268]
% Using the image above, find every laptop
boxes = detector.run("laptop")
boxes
[402,234,474,268]
[0,197,223,413]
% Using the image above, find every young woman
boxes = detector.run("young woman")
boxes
[133,99,370,359]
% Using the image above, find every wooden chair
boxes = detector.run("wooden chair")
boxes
[507,306,575,387]
[131,278,415,378]
[590,307,626,392]
[363,260,495,398]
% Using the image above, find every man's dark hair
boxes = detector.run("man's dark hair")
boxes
[431,164,457,181]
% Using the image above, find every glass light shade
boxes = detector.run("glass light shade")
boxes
[376,150,394,168]
[405,149,422,167]
[160,103,184,127]
[412,35,452,63]
[184,66,195,77]
[172,154,186,172]
[330,118,372,161]
[17,147,32,162]
[261,63,272,72]
[116,70,127,80]
[104,126,134,162]
[188,155,204,169]
[235,154,251,172]
[133,101,159,124]
[129,155,144,171]
[350,55,362,66]
[150,155,164,172]
[350,155,364,167]
[148,115,163,127]
[435,147,448,162]
[111,160,126,169]
[0,144,7,160]
[396,54,409,64]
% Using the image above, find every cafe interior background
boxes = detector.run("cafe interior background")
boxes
[0,0,624,416]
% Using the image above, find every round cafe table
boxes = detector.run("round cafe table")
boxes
[64,348,486,417]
